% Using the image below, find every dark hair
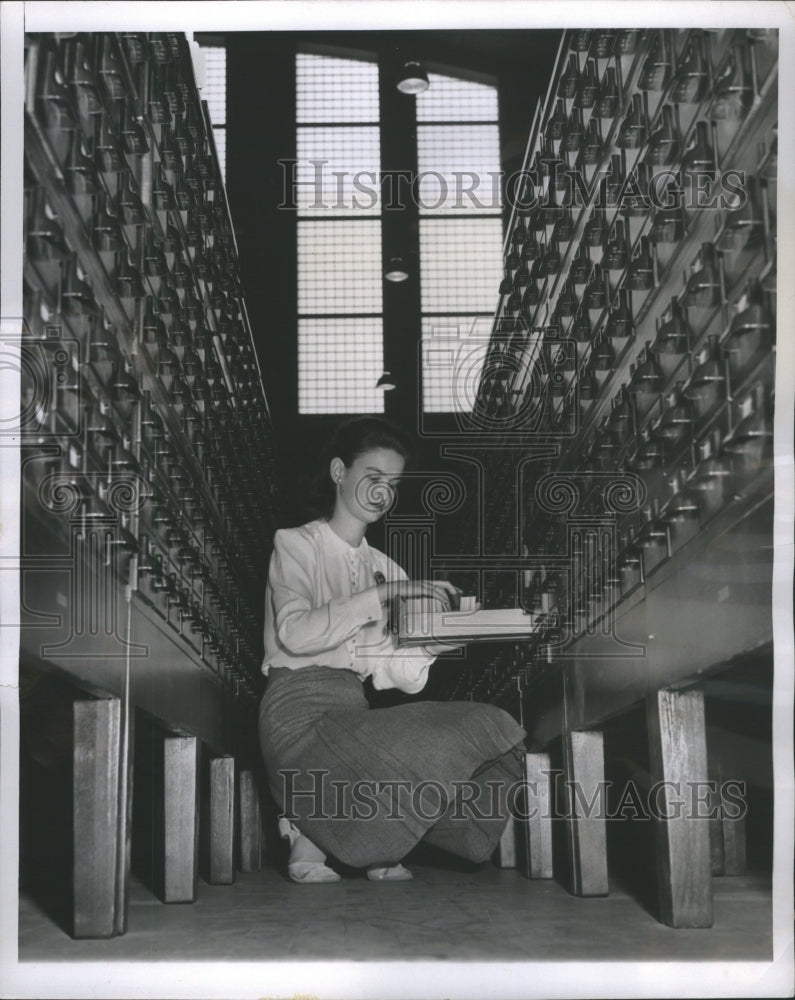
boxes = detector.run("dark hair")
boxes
[308,417,413,519]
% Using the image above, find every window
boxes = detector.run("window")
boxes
[295,53,384,414]
[292,56,502,415]
[417,73,503,413]
[198,44,227,181]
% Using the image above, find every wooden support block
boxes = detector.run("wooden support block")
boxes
[721,802,747,875]
[709,787,725,876]
[561,731,608,897]
[238,769,262,873]
[208,755,235,885]
[115,695,134,935]
[708,761,728,875]
[519,752,554,879]
[708,753,747,877]
[163,734,199,903]
[715,767,747,876]
[72,696,121,938]
[494,816,517,868]
[647,689,713,928]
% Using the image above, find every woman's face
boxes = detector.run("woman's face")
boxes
[332,447,405,523]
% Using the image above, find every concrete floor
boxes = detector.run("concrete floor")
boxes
[18,862,772,963]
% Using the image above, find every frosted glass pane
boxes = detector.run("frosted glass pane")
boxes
[297,53,379,123]
[416,124,502,214]
[296,126,381,216]
[298,220,383,315]
[201,46,226,125]
[419,218,503,314]
[298,318,384,414]
[416,72,498,122]
[421,316,491,413]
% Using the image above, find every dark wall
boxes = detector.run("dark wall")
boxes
[224,30,561,534]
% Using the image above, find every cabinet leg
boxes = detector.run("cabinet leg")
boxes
[208,756,235,884]
[72,696,121,938]
[647,689,713,927]
[721,797,747,875]
[494,816,517,868]
[238,769,263,873]
[709,756,747,876]
[708,772,725,875]
[163,734,199,903]
[561,731,608,896]
[519,752,554,879]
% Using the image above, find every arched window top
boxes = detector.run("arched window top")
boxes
[416,71,499,122]
[296,52,380,124]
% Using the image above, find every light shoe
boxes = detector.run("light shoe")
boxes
[288,860,341,884]
[366,864,413,881]
[279,815,340,884]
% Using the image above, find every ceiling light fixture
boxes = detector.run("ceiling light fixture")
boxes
[384,256,410,282]
[396,61,429,95]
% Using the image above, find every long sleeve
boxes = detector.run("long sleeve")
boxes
[270,529,383,655]
[367,640,437,695]
[361,556,438,695]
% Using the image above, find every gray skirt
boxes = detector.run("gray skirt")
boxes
[258,665,526,868]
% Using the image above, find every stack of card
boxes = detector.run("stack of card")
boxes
[392,596,541,647]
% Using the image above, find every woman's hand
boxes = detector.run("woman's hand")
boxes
[424,640,465,655]
[375,578,460,611]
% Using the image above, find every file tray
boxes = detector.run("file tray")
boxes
[392,597,542,647]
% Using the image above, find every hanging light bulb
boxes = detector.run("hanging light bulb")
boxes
[384,256,409,282]
[376,371,396,391]
[396,62,429,95]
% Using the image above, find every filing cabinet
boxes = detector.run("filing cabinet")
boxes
[21,32,280,743]
[432,28,778,744]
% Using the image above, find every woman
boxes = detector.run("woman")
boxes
[258,417,526,883]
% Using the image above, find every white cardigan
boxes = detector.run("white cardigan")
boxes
[261,519,437,694]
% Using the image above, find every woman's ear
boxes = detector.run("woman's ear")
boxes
[329,457,345,485]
